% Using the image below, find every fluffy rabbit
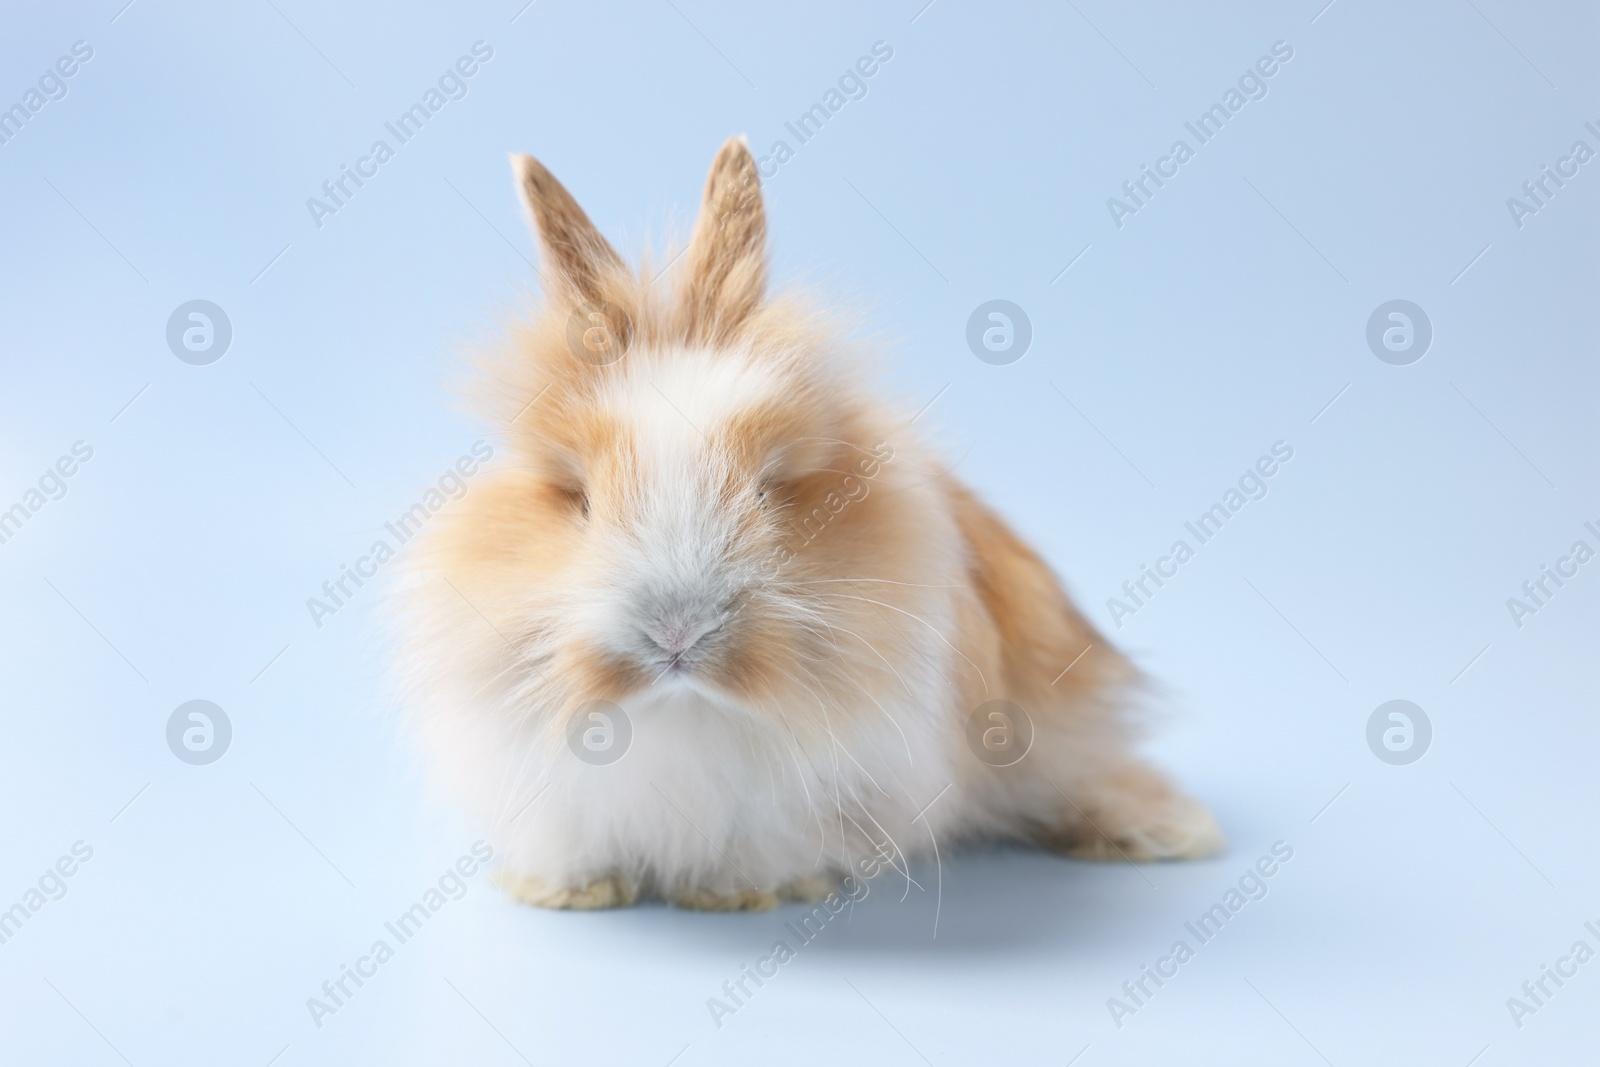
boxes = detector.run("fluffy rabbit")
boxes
[397,137,1222,911]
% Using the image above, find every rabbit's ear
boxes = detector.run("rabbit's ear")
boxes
[678,136,766,342]
[511,153,625,304]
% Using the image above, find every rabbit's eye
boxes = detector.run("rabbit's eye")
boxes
[558,485,589,518]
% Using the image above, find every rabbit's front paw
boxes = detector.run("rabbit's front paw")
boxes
[672,887,781,912]
[497,871,638,910]
[778,876,837,903]
[671,876,840,911]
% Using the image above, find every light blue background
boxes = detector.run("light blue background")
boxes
[1,1,1595,1064]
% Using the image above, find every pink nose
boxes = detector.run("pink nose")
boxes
[645,617,720,657]
[650,624,695,655]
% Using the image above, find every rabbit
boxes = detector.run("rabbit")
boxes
[395,136,1224,911]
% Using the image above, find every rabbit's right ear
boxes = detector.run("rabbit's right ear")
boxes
[511,154,625,305]
[678,136,766,343]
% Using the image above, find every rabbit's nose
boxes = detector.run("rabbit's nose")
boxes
[644,615,722,657]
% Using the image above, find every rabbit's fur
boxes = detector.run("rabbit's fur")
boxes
[397,137,1222,910]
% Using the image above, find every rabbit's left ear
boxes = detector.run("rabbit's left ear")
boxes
[679,136,766,342]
